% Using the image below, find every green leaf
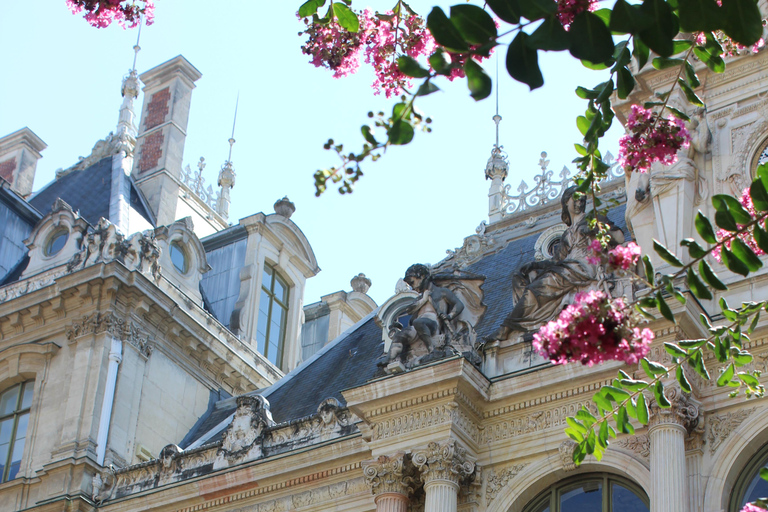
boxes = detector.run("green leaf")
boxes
[733,350,754,366]
[679,338,707,349]
[731,237,763,272]
[695,211,718,243]
[754,226,768,254]
[637,393,649,424]
[738,372,760,386]
[714,336,729,362]
[397,56,430,78]
[657,291,676,322]
[388,120,414,145]
[672,39,694,54]
[678,78,704,107]
[687,268,714,300]
[677,365,693,393]
[717,362,736,386]
[642,358,669,377]
[593,391,613,413]
[691,350,711,380]
[723,247,750,276]
[749,310,761,334]
[569,12,615,63]
[331,3,359,32]
[576,87,598,99]
[654,239,684,267]
[681,238,708,259]
[694,46,725,73]
[653,57,685,69]
[599,420,610,446]
[576,407,598,424]
[428,49,452,74]
[610,0,654,33]
[721,0,763,46]
[700,260,728,290]
[519,0,558,20]
[427,7,469,52]
[485,0,521,24]
[416,81,440,96]
[678,0,721,31]
[616,405,633,433]
[528,17,571,51]
[577,115,590,136]
[665,342,688,358]
[298,0,326,17]
[642,255,655,284]
[603,385,631,402]
[633,37,650,70]
[619,378,649,392]
[567,416,588,433]
[713,194,754,224]
[653,381,672,408]
[638,0,678,57]
[684,60,701,89]
[506,32,544,90]
[616,66,635,99]
[450,4,498,45]
[464,58,493,100]
[361,125,378,145]
[750,179,768,212]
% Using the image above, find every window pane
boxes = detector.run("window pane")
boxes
[21,383,33,410]
[8,413,28,480]
[262,267,273,289]
[274,275,287,303]
[560,481,602,512]
[743,468,768,506]
[0,418,12,447]
[0,386,19,416]
[612,483,648,512]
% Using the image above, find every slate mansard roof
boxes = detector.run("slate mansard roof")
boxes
[29,157,153,227]
[181,203,630,447]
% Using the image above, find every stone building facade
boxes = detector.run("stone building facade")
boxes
[1,29,768,512]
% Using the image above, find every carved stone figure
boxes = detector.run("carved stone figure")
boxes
[490,185,625,340]
[377,264,486,372]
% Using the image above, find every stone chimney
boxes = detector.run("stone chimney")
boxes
[0,128,47,198]
[132,55,202,226]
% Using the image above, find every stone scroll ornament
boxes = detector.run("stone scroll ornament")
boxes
[377,264,486,374]
[489,185,626,342]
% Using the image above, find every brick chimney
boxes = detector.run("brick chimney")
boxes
[0,128,47,198]
[132,55,202,226]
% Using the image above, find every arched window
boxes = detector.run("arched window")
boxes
[0,381,34,482]
[523,474,649,512]
[257,263,289,367]
[731,443,768,511]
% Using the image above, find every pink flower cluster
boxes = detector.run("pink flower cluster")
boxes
[556,0,599,28]
[696,30,766,56]
[741,504,767,512]
[618,105,691,173]
[533,290,654,366]
[66,0,154,28]
[587,240,642,271]
[712,187,767,262]
[300,10,436,97]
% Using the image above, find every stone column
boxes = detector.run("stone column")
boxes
[363,453,414,512]
[413,440,476,512]
[649,390,700,512]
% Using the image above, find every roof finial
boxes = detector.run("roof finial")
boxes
[227,93,239,162]
[131,16,143,73]
[217,94,239,221]
[493,53,502,148]
[115,15,144,156]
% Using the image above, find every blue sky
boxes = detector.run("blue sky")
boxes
[0,0,623,306]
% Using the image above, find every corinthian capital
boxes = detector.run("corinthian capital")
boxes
[648,387,700,434]
[412,439,476,485]
[362,452,415,497]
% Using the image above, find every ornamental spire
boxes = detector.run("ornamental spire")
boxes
[486,54,508,223]
[115,18,143,154]
[217,95,239,220]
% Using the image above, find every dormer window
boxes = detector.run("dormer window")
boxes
[45,229,68,257]
[257,263,289,367]
[170,241,188,274]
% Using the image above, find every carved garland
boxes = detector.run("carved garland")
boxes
[66,312,152,357]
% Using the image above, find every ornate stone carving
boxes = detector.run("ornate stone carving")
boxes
[648,388,700,433]
[377,264,486,373]
[180,157,222,214]
[273,196,295,218]
[559,440,577,471]
[441,222,496,270]
[363,452,415,496]
[489,185,626,341]
[616,434,651,460]
[216,395,274,466]
[65,312,152,357]
[485,464,527,504]
[412,440,476,485]
[350,273,372,294]
[707,407,756,454]
[0,266,67,304]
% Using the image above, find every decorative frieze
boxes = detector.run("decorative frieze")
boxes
[363,452,415,497]
[0,266,67,304]
[484,463,527,504]
[65,312,153,357]
[413,440,476,485]
[616,434,651,461]
[707,407,756,454]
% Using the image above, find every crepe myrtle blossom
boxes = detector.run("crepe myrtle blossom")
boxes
[557,0,599,28]
[618,105,691,173]
[713,187,767,263]
[741,503,767,512]
[695,30,766,56]
[66,0,154,28]
[533,290,653,366]
[587,240,642,271]
[300,11,373,79]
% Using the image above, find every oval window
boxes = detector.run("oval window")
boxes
[170,242,188,274]
[45,230,68,256]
